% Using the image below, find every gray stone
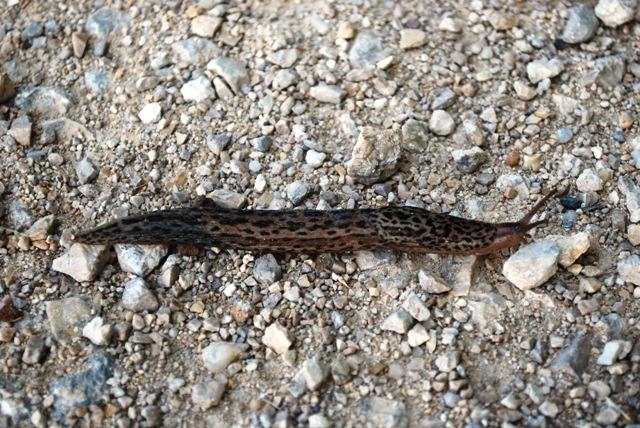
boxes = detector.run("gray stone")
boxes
[82,317,113,346]
[503,241,561,290]
[299,358,329,391]
[207,57,249,94]
[451,147,488,174]
[513,81,537,100]
[272,69,299,90]
[267,48,299,68]
[526,58,564,84]
[381,310,413,334]
[309,84,346,104]
[401,292,431,322]
[287,180,312,205]
[401,119,429,151]
[429,110,455,136]
[85,7,130,37]
[431,88,458,110]
[46,296,92,342]
[8,200,35,232]
[595,406,620,425]
[52,243,109,282]
[75,157,99,184]
[418,270,451,293]
[210,189,246,209]
[263,322,294,354]
[84,70,110,94]
[597,340,633,365]
[7,116,31,146]
[355,250,397,270]
[191,375,227,409]
[576,168,604,192]
[135,76,160,91]
[551,334,592,378]
[202,342,246,373]
[539,401,559,418]
[23,22,44,40]
[435,351,459,372]
[306,150,326,168]
[181,76,216,102]
[547,232,591,267]
[619,176,640,222]
[207,133,231,155]
[122,277,159,312]
[347,127,401,185]
[595,0,637,27]
[253,254,282,285]
[138,102,162,124]
[141,406,162,427]
[349,33,385,67]
[172,37,221,67]
[49,353,113,420]
[22,336,46,364]
[252,136,272,152]
[585,55,626,88]
[562,6,599,43]
[407,324,430,347]
[360,397,408,428]
[26,215,55,241]
[618,255,640,285]
[556,128,574,143]
[115,244,168,277]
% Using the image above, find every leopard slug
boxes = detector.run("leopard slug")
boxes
[73,188,557,255]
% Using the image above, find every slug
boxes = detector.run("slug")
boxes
[73,188,557,256]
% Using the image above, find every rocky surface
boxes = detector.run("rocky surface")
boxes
[1,1,640,427]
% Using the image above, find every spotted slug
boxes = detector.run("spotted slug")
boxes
[73,188,557,255]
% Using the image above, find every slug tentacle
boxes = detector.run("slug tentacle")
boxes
[73,188,557,256]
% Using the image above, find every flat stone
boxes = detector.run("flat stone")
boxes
[122,277,159,312]
[347,127,401,185]
[503,241,561,290]
[210,189,246,209]
[181,75,216,102]
[418,270,451,293]
[399,29,427,49]
[115,244,168,277]
[15,86,73,116]
[431,88,458,110]
[207,57,249,94]
[191,375,227,409]
[46,296,92,342]
[75,157,99,184]
[52,243,109,282]
[84,70,110,94]
[172,37,221,67]
[597,340,633,365]
[618,255,640,285]
[263,322,294,354]
[380,310,413,334]
[272,69,299,90]
[191,15,222,38]
[266,48,299,68]
[202,342,246,373]
[526,58,564,84]
[562,5,599,43]
[85,7,130,37]
[595,0,637,27]
[299,358,329,391]
[547,232,591,267]
[349,33,385,67]
[253,254,282,285]
[309,84,346,104]
[7,116,31,145]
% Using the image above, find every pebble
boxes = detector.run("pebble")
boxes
[272,69,299,90]
[451,147,488,174]
[82,317,113,346]
[23,22,44,39]
[399,29,427,49]
[85,7,130,37]
[50,353,113,420]
[549,232,591,267]
[84,70,110,94]
[418,270,451,293]
[75,157,99,184]
[362,397,408,427]
[619,176,640,222]
[526,58,564,84]
[576,168,604,192]
[309,84,346,104]
[595,0,637,27]
[431,88,458,110]
[262,322,294,354]
[122,277,160,312]
[202,342,246,373]
[401,119,430,151]
[267,48,299,68]
[597,340,633,365]
[513,81,537,100]
[539,401,560,418]
[22,336,46,364]
[407,324,430,347]
[380,310,413,334]
[562,5,599,43]
[252,136,272,152]
[585,55,626,88]
[7,116,32,146]
[439,17,462,32]
[618,255,640,285]
[181,75,216,102]
[45,296,92,342]
[348,33,385,67]
[172,37,221,67]
[354,250,397,270]
[15,86,73,116]
[51,243,109,282]
[337,21,355,39]
[305,150,326,168]
[253,254,282,285]
[115,244,168,276]
[0,74,16,103]
[435,352,459,373]
[628,224,640,246]
[191,375,227,409]
[502,241,561,290]
[551,334,592,377]
[138,102,162,124]
[8,200,36,231]
[595,407,620,425]
[429,110,455,136]
[191,15,222,38]
[401,292,431,322]
[207,57,249,94]
[287,180,312,205]
[210,189,247,208]
[346,127,401,185]
[71,31,88,57]
[556,127,574,143]
[308,414,332,428]
[299,358,329,391]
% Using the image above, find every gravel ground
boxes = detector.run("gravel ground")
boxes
[1,0,640,427]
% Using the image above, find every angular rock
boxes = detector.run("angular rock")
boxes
[253,254,282,285]
[52,243,109,282]
[263,322,294,354]
[82,317,113,346]
[191,375,227,409]
[191,15,222,38]
[46,296,92,342]
[503,241,561,290]
[15,86,73,116]
[347,127,401,185]
[138,102,162,124]
[207,57,249,94]
[309,84,346,104]
[202,342,246,373]
[399,29,427,49]
[562,5,599,43]
[595,0,637,27]
[181,76,216,102]
[618,255,640,285]
[429,110,455,136]
[381,310,413,334]
[7,116,32,146]
[526,58,564,84]
[122,277,159,312]
[115,244,168,277]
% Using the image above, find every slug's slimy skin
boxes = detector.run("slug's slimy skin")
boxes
[73,188,558,255]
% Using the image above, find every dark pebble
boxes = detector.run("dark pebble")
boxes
[559,196,583,210]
